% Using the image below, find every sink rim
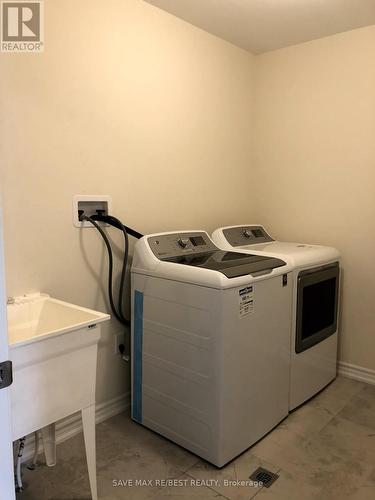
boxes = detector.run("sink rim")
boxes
[8,294,111,348]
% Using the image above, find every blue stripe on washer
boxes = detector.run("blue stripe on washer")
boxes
[132,290,144,423]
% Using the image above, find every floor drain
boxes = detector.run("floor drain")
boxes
[249,467,279,488]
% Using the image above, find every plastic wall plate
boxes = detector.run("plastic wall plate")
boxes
[72,195,112,228]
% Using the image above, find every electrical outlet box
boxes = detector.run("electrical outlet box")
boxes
[73,195,112,228]
[114,332,125,355]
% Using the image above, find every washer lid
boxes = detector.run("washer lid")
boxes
[162,250,287,278]
[212,226,340,268]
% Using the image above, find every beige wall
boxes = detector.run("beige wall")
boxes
[253,25,375,371]
[0,0,254,402]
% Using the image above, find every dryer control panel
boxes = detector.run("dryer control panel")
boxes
[148,232,217,259]
[222,226,274,247]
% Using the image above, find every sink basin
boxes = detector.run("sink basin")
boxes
[8,293,110,347]
[7,293,110,500]
[8,293,111,440]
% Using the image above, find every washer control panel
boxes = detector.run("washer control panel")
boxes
[222,226,274,247]
[148,232,217,259]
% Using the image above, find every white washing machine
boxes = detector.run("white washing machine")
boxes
[131,230,293,467]
[212,225,340,411]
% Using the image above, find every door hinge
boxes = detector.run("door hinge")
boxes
[0,360,13,390]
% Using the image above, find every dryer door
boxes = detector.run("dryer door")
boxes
[295,263,340,353]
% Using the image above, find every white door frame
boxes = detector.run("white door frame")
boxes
[0,200,15,499]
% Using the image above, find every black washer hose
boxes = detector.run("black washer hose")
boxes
[80,214,129,326]
[102,215,129,326]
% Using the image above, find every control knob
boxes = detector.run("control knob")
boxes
[243,229,253,238]
[177,238,190,248]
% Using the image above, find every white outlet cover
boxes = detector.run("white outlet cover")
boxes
[73,195,112,228]
[115,332,125,355]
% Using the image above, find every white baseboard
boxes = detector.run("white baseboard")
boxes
[18,391,130,463]
[338,361,375,386]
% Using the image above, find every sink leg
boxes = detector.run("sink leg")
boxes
[41,423,56,467]
[82,405,97,500]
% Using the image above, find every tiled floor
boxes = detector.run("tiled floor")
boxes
[16,376,375,500]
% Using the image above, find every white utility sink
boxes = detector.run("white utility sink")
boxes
[8,293,110,500]
[7,293,109,346]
